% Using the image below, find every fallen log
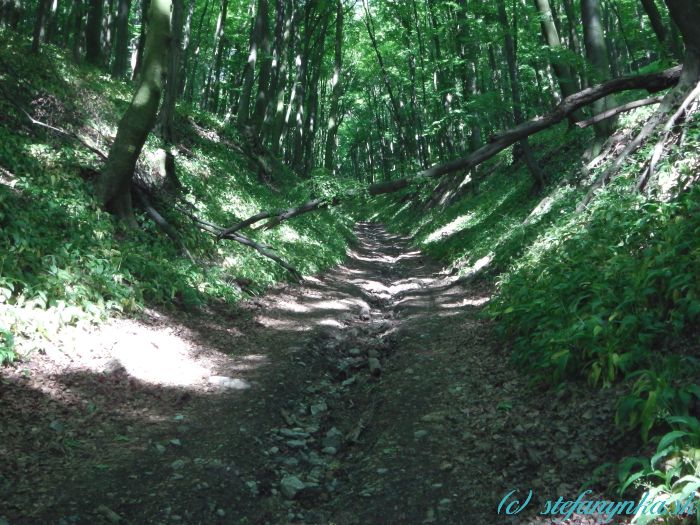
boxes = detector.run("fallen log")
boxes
[370,66,681,194]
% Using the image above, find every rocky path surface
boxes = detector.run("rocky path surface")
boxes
[1,224,629,525]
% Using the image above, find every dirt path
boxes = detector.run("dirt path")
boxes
[1,224,629,525]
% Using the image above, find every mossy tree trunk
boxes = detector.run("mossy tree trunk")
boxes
[97,0,172,226]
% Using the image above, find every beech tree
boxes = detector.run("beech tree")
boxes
[96,0,172,225]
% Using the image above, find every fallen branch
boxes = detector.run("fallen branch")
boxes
[174,204,301,279]
[218,196,342,237]
[575,95,664,128]
[370,66,681,194]
[578,74,697,211]
[218,66,682,234]
[227,231,302,280]
[0,85,109,161]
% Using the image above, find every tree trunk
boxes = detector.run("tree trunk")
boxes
[640,0,673,56]
[31,0,50,53]
[132,0,151,80]
[154,0,184,193]
[497,0,547,190]
[323,0,343,173]
[251,0,272,135]
[581,0,615,141]
[298,6,330,174]
[181,0,209,99]
[85,0,103,65]
[111,0,132,77]
[97,0,172,226]
[534,0,578,100]
[363,1,407,165]
[71,0,85,61]
[208,0,229,113]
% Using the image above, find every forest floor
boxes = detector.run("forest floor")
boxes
[1,224,637,525]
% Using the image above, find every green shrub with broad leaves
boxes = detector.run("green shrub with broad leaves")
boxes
[618,416,700,524]
[490,187,700,387]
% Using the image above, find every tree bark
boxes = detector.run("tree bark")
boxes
[153,0,184,193]
[111,0,132,77]
[97,0,172,225]
[534,0,578,100]
[31,0,50,53]
[251,0,272,135]
[323,0,343,173]
[581,0,616,140]
[497,0,547,190]
[208,0,229,113]
[71,0,85,62]
[132,0,151,80]
[237,0,264,127]
[640,0,671,54]
[267,0,294,155]
[85,0,103,65]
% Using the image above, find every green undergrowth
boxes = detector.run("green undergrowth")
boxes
[0,32,354,363]
[375,107,700,509]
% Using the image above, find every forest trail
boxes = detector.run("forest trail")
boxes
[2,224,627,525]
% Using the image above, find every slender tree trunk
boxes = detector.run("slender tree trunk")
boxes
[497,0,547,190]
[208,0,229,113]
[262,0,287,138]
[31,0,50,53]
[45,0,60,45]
[641,0,669,51]
[560,0,587,88]
[237,0,264,127]
[581,0,616,141]
[663,0,700,88]
[132,0,151,80]
[251,0,272,135]
[534,0,578,100]
[102,0,116,61]
[456,0,482,152]
[300,17,328,174]
[97,0,172,226]
[154,0,184,192]
[111,0,132,77]
[363,0,406,165]
[84,0,103,65]
[71,0,85,61]
[181,0,209,99]
[323,0,343,173]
